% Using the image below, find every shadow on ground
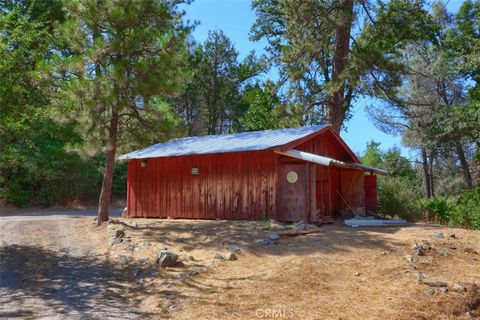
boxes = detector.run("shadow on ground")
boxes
[0,244,143,319]
[112,219,409,257]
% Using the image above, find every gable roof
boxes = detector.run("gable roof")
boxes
[118,125,331,160]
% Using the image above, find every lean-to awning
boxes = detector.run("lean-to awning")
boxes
[274,149,388,175]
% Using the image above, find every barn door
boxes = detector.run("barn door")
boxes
[278,163,307,221]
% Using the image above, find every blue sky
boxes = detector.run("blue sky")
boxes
[183,0,464,157]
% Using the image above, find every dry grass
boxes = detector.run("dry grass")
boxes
[97,219,480,320]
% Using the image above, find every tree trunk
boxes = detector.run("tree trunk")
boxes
[97,107,119,226]
[454,140,473,188]
[428,150,435,197]
[330,0,354,133]
[421,147,431,198]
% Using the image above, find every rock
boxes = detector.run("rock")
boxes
[426,288,435,296]
[442,250,449,257]
[408,263,417,270]
[227,245,241,252]
[168,304,177,310]
[269,234,280,242]
[109,236,123,246]
[453,283,466,292]
[190,267,203,276]
[382,251,387,255]
[424,279,448,287]
[416,272,425,281]
[156,250,179,268]
[263,238,271,246]
[226,252,237,261]
[440,287,448,294]
[447,233,456,239]
[414,247,426,256]
[188,256,195,261]
[466,312,474,318]
[405,254,414,262]
[214,253,224,260]
[433,232,444,239]
[295,220,315,231]
[132,221,138,228]
[121,207,128,217]
[464,247,478,254]
[138,258,149,265]
[147,270,156,277]
[115,229,125,239]
[354,272,360,277]
[176,272,189,281]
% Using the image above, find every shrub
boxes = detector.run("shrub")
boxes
[420,187,480,230]
[377,175,422,221]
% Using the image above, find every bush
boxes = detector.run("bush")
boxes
[377,175,423,221]
[420,187,480,230]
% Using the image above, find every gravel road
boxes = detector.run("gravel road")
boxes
[0,209,145,320]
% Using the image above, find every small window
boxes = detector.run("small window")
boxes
[286,171,298,184]
[191,167,200,175]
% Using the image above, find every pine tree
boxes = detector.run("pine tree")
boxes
[57,0,191,225]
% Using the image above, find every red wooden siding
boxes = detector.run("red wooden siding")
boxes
[365,175,378,213]
[127,150,277,219]
[125,128,375,221]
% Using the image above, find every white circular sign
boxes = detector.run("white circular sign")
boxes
[286,171,298,184]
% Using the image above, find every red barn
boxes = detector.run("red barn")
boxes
[118,125,386,222]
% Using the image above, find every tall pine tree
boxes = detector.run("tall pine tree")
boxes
[57,0,191,224]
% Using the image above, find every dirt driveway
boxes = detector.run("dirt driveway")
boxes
[0,209,144,320]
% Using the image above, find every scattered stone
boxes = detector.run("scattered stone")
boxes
[114,254,132,264]
[156,250,179,268]
[408,263,417,270]
[447,233,456,239]
[109,236,123,246]
[465,312,473,318]
[453,283,467,292]
[263,238,271,246]
[424,279,448,287]
[414,247,426,256]
[188,256,195,261]
[354,272,360,277]
[433,232,444,239]
[168,304,177,310]
[269,234,280,242]
[440,287,448,294]
[115,229,125,239]
[442,250,449,257]
[138,258,149,265]
[176,272,189,281]
[226,252,237,261]
[426,289,435,296]
[190,267,203,276]
[416,272,425,281]
[227,245,241,252]
[214,253,224,260]
[464,247,478,254]
[131,221,138,228]
[405,254,414,262]
[382,251,387,255]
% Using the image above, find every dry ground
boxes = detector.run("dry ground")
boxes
[108,218,480,320]
[1,211,479,320]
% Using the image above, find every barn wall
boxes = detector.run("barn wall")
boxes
[126,150,278,219]
[295,130,354,161]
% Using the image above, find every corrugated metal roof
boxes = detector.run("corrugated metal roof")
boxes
[118,125,327,160]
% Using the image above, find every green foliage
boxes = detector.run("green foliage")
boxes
[361,141,422,221]
[420,187,480,230]
[175,30,267,135]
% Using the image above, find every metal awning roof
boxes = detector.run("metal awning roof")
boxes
[275,149,388,175]
[118,125,327,160]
